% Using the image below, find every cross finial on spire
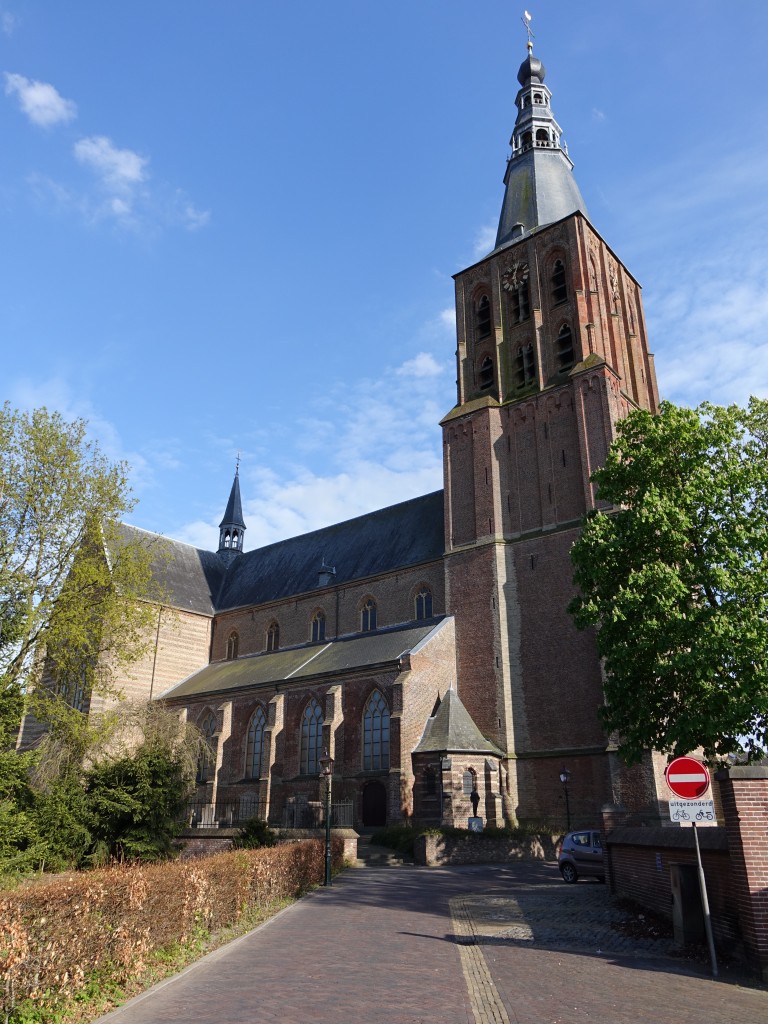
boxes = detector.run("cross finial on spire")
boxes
[235,450,241,475]
[522,10,534,53]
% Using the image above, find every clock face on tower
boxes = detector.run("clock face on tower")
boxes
[502,262,529,291]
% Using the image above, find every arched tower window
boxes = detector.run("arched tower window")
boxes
[552,259,568,304]
[361,598,377,632]
[310,610,326,643]
[515,343,536,389]
[479,356,495,391]
[363,690,390,771]
[196,711,217,783]
[475,294,492,339]
[266,621,280,652]
[556,324,574,371]
[226,631,239,660]
[415,586,433,620]
[300,699,323,775]
[535,128,549,146]
[245,706,266,779]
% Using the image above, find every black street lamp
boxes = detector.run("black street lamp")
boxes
[559,768,571,832]
[319,751,334,887]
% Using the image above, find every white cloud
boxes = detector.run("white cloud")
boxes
[1,11,17,35]
[473,223,497,258]
[4,72,77,127]
[439,308,456,331]
[396,352,443,378]
[74,135,148,191]
[591,108,606,122]
[172,334,456,550]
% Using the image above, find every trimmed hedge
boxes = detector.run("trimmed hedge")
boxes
[1,838,339,1019]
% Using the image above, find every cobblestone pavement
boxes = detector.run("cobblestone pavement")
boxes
[96,860,767,1024]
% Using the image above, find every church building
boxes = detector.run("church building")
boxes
[89,39,669,831]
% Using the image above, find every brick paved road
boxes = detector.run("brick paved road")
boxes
[95,861,767,1024]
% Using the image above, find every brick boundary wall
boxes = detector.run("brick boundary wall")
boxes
[178,828,359,864]
[414,832,560,866]
[716,766,768,981]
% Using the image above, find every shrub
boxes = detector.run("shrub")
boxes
[231,818,277,850]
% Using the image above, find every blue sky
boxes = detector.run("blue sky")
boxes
[3,1,768,551]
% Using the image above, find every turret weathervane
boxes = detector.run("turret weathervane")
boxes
[522,10,534,53]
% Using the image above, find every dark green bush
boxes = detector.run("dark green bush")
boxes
[232,817,277,849]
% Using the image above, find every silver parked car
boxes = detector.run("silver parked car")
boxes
[558,829,605,883]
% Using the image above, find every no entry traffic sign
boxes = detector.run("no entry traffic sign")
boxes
[665,756,710,800]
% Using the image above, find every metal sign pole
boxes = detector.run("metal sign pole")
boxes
[692,822,718,978]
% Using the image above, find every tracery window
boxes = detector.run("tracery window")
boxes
[363,690,390,771]
[551,259,568,304]
[556,324,574,371]
[361,598,377,632]
[476,294,492,339]
[462,767,477,795]
[226,631,239,660]
[300,699,323,775]
[515,343,536,389]
[310,610,326,643]
[266,621,280,652]
[245,706,266,779]
[415,586,433,620]
[197,711,217,783]
[479,356,494,391]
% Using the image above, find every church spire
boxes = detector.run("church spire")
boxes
[218,462,246,558]
[495,28,589,250]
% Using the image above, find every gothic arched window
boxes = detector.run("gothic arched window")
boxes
[476,294,492,339]
[226,631,239,660]
[479,356,494,391]
[515,343,536,389]
[552,259,568,304]
[196,711,217,783]
[556,324,574,371]
[245,706,266,779]
[361,598,377,632]
[266,621,280,652]
[415,586,433,620]
[300,699,323,775]
[310,610,326,643]
[363,690,390,771]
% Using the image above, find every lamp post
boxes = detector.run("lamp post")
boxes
[319,751,334,887]
[559,768,571,832]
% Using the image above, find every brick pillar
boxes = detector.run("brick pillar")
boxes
[263,693,285,824]
[601,804,630,895]
[717,766,768,981]
[212,701,233,814]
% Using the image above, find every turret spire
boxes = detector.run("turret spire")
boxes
[218,463,246,559]
[495,23,589,250]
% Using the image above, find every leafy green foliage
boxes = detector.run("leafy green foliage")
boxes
[84,745,190,862]
[0,402,158,706]
[570,399,768,763]
[232,817,277,850]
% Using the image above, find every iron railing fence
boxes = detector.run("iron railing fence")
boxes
[183,797,354,830]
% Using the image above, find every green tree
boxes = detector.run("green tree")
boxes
[0,402,157,711]
[570,398,768,764]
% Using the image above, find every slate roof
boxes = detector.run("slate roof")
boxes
[219,471,245,530]
[115,490,444,616]
[112,524,226,616]
[158,619,450,702]
[215,489,445,611]
[413,688,502,755]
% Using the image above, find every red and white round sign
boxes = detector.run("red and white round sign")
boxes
[665,756,710,800]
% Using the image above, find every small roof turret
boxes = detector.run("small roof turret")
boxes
[218,464,246,560]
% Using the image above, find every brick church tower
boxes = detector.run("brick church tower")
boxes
[442,39,661,824]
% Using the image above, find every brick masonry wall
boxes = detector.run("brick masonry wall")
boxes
[414,831,560,866]
[717,767,768,978]
[210,560,445,661]
[604,826,740,956]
